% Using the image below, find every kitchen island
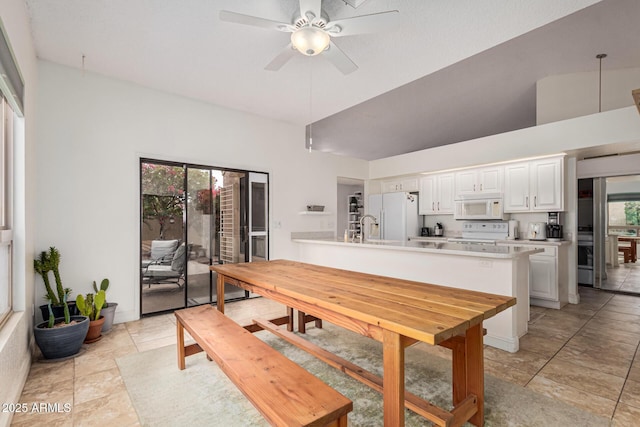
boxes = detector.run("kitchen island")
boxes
[292,237,543,352]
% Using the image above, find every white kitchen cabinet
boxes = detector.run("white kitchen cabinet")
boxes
[529,247,557,301]
[504,157,564,212]
[419,173,454,215]
[455,166,503,197]
[382,177,419,193]
[499,242,568,309]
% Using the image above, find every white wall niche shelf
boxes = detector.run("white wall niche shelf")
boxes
[298,211,332,215]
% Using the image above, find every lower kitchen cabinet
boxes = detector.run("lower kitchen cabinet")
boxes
[500,242,568,309]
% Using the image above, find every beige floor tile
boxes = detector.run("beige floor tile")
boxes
[537,358,625,401]
[619,379,640,409]
[10,410,73,427]
[526,375,617,419]
[483,347,548,376]
[628,362,640,383]
[21,359,75,392]
[72,389,139,426]
[555,343,632,378]
[577,320,640,347]
[483,358,534,387]
[612,402,640,426]
[73,367,126,406]
[517,332,566,358]
[133,335,176,352]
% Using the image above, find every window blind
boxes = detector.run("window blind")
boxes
[0,21,24,116]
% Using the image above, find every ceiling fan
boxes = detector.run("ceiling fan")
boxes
[219,0,399,74]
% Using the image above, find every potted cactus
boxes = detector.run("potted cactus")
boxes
[76,289,106,343]
[34,247,78,320]
[93,278,118,333]
[33,288,89,360]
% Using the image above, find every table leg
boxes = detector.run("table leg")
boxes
[176,320,185,370]
[466,323,484,426]
[216,274,225,313]
[298,310,306,333]
[382,329,405,427]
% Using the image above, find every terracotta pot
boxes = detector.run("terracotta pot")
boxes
[84,316,106,343]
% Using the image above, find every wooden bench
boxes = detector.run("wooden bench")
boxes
[619,246,633,263]
[175,305,352,427]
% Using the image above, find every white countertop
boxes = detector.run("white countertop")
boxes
[408,236,571,247]
[292,238,543,259]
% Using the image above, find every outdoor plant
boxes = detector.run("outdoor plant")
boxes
[76,290,106,321]
[33,247,67,306]
[93,278,109,296]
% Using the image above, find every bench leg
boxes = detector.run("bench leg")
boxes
[287,306,294,332]
[298,310,306,334]
[177,320,186,370]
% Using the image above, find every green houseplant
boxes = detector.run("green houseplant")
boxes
[76,289,106,343]
[33,247,78,319]
[33,250,89,360]
[93,278,118,333]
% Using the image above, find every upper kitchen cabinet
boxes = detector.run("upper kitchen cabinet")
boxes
[382,176,419,193]
[419,173,454,215]
[455,166,503,197]
[504,156,564,212]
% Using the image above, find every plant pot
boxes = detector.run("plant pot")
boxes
[100,302,118,333]
[39,302,79,321]
[84,316,106,343]
[34,316,89,360]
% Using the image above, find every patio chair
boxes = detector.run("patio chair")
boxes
[141,239,179,268]
[142,243,190,288]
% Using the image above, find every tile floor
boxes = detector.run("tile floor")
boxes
[603,259,640,293]
[11,288,640,426]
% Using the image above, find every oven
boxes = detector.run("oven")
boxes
[577,232,594,285]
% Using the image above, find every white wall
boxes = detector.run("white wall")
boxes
[34,61,368,324]
[537,67,640,125]
[0,1,38,426]
[369,106,640,179]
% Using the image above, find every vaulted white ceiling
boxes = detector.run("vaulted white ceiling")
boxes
[25,0,638,160]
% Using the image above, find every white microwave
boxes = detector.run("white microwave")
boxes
[454,194,506,220]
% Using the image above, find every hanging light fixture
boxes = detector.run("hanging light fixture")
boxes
[596,53,607,113]
[291,26,330,56]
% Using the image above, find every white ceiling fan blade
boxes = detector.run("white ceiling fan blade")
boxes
[325,10,400,37]
[323,41,358,75]
[264,44,298,71]
[219,10,294,32]
[299,0,322,22]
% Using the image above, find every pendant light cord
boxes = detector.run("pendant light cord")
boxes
[308,68,313,152]
[596,53,607,113]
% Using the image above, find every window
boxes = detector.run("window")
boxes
[0,97,13,326]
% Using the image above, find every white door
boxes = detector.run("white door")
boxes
[248,172,268,262]
[437,174,455,213]
[531,158,563,211]
[419,176,436,215]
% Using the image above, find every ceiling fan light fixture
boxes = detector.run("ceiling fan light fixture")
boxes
[291,26,330,56]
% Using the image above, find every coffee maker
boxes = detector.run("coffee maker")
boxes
[546,212,563,240]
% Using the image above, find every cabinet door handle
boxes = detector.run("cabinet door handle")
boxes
[526,196,529,208]
[473,184,476,191]
[480,183,483,191]
[437,202,440,211]
[432,202,435,211]
[534,196,537,207]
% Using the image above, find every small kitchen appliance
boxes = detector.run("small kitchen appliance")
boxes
[528,222,547,240]
[453,193,506,220]
[507,220,519,240]
[420,227,431,237]
[434,223,444,236]
[546,212,563,240]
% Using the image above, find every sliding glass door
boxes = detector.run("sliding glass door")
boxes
[140,159,268,315]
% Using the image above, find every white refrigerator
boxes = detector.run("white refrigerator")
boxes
[367,192,420,241]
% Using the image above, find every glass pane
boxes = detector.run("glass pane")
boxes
[186,168,216,307]
[251,182,267,232]
[140,162,186,315]
[0,243,10,322]
[251,236,267,262]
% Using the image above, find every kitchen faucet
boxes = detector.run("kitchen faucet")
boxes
[359,214,378,243]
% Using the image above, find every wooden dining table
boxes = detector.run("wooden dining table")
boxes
[211,259,516,427]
